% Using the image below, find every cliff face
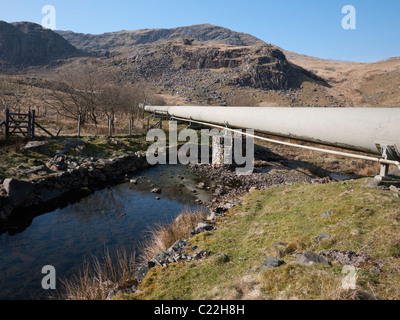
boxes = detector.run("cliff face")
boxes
[0,21,81,66]
[124,42,325,95]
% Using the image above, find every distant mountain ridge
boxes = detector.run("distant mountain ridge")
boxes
[0,21,82,66]
[56,23,266,52]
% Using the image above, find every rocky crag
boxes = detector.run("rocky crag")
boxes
[0,21,83,67]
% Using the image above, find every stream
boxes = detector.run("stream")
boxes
[0,164,211,300]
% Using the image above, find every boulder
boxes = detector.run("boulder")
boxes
[167,240,188,254]
[24,141,51,156]
[3,178,34,207]
[296,252,331,266]
[191,222,215,236]
[134,261,155,283]
[261,257,285,271]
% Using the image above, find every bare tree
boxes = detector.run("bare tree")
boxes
[0,76,23,113]
[98,83,127,133]
[43,64,106,126]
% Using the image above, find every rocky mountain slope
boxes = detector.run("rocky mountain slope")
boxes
[53,23,327,105]
[0,21,82,67]
[1,21,398,108]
[112,41,327,105]
[56,23,265,52]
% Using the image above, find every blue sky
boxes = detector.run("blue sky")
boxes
[1,0,399,62]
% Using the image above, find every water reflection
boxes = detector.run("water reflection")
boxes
[0,165,209,300]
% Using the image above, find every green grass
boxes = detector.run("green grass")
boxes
[118,178,400,300]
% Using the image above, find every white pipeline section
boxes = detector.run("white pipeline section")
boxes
[144,106,400,162]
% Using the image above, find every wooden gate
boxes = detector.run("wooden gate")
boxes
[1,108,54,139]
[1,108,35,138]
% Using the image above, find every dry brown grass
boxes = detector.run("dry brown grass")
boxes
[58,248,136,300]
[225,274,267,300]
[355,162,381,177]
[140,208,208,262]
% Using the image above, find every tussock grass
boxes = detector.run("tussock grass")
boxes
[58,248,135,300]
[140,208,208,262]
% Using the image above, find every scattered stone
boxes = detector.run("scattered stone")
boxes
[316,234,331,243]
[191,222,215,236]
[319,250,384,274]
[261,257,285,271]
[350,229,361,236]
[151,188,161,194]
[197,182,205,189]
[191,249,211,260]
[151,252,170,267]
[389,185,399,193]
[167,240,188,254]
[321,211,333,218]
[24,141,51,156]
[296,252,331,266]
[47,155,68,171]
[206,211,217,222]
[130,179,138,185]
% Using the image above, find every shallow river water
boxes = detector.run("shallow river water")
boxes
[0,164,210,300]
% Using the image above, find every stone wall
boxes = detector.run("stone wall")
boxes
[0,151,150,222]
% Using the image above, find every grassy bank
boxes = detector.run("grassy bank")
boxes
[116,177,400,300]
[0,134,151,181]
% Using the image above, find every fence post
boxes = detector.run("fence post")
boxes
[129,119,132,136]
[31,110,35,138]
[77,115,81,137]
[108,118,112,137]
[4,108,9,139]
[27,110,31,138]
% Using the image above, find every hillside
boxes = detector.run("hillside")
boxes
[109,41,328,105]
[116,177,400,300]
[0,22,399,109]
[283,49,400,108]
[56,23,265,52]
[0,21,82,67]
